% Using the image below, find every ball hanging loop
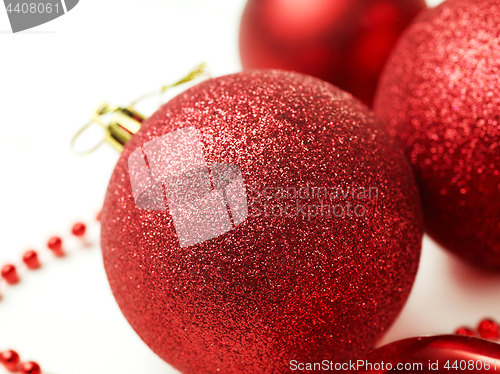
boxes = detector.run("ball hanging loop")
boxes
[71,63,208,155]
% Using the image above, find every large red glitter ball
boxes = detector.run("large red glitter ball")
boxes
[101,70,422,373]
[360,335,500,373]
[374,0,500,271]
[239,0,426,107]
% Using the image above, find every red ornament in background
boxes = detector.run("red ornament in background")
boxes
[101,70,422,373]
[239,0,426,107]
[374,0,500,270]
[361,335,500,373]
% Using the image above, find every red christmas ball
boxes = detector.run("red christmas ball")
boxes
[374,0,500,270]
[360,335,500,373]
[101,70,422,373]
[239,0,426,107]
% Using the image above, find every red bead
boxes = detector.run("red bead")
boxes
[455,327,475,337]
[1,264,20,285]
[478,319,500,340]
[47,236,64,256]
[23,250,41,270]
[71,222,86,237]
[96,210,102,221]
[0,350,20,372]
[19,361,41,374]
[47,236,62,251]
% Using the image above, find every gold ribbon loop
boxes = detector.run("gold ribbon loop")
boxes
[71,63,208,155]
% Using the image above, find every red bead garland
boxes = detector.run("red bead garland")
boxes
[0,214,99,374]
[0,350,20,372]
[0,220,93,292]
[0,351,41,374]
[455,318,500,341]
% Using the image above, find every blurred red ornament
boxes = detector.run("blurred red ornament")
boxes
[361,335,500,373]
[239,0,426,107]
[374,0,500,270]
[101,70,422,373]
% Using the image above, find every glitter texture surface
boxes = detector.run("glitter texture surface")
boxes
[101,70,422,373]
[374,0,500,270]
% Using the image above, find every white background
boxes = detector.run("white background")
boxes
[1,0,499,373]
